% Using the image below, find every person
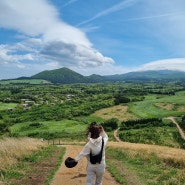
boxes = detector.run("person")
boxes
[74,123,108,185]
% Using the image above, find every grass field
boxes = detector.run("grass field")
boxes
[0,137,64,185]
[92,93,185,120]
[0,102,17,110]
[9,119,88,140]
[129,93,185,118]
[0,137,46,171]
[0,79,50,85]
[92,105,138,121]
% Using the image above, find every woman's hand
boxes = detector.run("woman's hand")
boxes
[99,125,104,132]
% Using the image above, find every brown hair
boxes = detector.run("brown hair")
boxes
[86,122,96,136]
[89,124,100,139]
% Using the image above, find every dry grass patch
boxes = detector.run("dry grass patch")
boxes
[155,103,175,110]
[92,105,137,121]
[177,106,185,111]
[155,103,185,112]
[108,142,185,167]
[0,137,46,171]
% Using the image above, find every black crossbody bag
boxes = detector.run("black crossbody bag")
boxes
[90,138,104,164]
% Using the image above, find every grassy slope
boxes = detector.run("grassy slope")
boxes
[107,142,185,185]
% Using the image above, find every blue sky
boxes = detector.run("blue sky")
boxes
[1,0,185,79]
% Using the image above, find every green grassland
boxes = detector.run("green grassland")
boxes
[0,102,17,110]
[129,92,185,118]
[10,119,88,140]
[0,79,49,85]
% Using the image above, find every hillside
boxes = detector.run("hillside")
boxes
[31,67,90,84]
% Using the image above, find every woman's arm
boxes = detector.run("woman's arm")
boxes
[99,126,108,144]
[75,143,90,162]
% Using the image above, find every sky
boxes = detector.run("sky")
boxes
[1,0,185,79]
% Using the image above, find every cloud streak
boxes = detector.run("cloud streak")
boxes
[77,0,138,26]
[117,11,184,22]
[63,0,79,7]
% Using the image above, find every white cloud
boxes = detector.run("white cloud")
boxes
[0,0,58,36]
[0,44,34,63]
[0,0,90,46]
[40,41,114,67]
[43,22,91,46]
[136,58,185,71]
[71,63,131,76]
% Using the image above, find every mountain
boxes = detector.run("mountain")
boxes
[31,67,90,84]
[27,68,185,84]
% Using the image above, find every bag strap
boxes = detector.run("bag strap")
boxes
[100,138,104,154]
[90,138,104,154]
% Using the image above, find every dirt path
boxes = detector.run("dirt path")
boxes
[165,116,185,140]
[51,145,120,185]
[114,128,122,142]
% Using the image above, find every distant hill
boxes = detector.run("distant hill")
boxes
[104,70,185,82]
[31,67,90,84]
[86,74,105,82]
[5,68,185,84]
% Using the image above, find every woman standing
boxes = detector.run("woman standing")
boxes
[75,123,108,185]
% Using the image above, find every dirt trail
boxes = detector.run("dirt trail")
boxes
[165,116,185,140]
[51,145,120,185]
[114,128,122,142]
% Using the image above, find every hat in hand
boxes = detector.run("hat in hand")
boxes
[65,157,78,168]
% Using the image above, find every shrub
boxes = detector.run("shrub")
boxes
[102,118,118,131]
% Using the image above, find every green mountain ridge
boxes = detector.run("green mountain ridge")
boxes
[10,67,185,84]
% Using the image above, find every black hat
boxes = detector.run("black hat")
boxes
[65,157,78,168]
